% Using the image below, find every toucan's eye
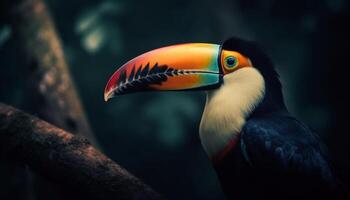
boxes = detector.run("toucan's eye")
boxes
[224,56,238,70]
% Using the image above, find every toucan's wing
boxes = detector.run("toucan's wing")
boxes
[241,115,336,191]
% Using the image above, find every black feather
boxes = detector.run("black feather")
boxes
[222,37,286,116]
[141,63,150,77]
[135,64,142,78]
[118,70,127,85]
[128,67,135,82]
[149,63,159,74]
[115,63,184,94]
[215,113,337,200]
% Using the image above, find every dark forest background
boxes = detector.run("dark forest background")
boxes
[1,0,349,199]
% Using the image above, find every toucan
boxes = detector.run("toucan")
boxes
[104,37,338,199]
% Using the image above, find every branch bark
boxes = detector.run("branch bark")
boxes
[3,1,102,199]
[7,0,98,145]
[0,103,163,200]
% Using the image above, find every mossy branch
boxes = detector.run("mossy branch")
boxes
[0,103,163,200]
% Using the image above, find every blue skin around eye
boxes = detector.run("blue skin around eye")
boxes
[226,56,237,67]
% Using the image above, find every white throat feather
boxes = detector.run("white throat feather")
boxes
[199,67,265,157]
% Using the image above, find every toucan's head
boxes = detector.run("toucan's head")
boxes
[104,37,285,159]
[103,38,271,101]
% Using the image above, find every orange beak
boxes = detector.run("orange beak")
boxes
[104,43,223,101]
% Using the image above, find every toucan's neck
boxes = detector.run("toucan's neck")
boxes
[219,36,288,118]
[250,66,287,118]
[199,67,266,158]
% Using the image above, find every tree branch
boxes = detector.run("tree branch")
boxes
[7,0,98,145]
[0,103,163,200]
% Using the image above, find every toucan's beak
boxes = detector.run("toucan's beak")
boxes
[104,43,222,101]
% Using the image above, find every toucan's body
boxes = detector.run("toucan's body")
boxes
[214,112,336,199]
[104,37,338,199]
